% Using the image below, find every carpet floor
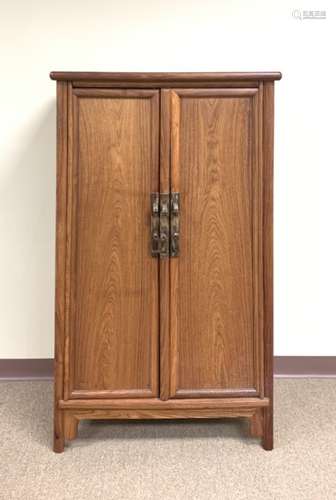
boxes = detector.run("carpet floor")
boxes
[0,379,335,500]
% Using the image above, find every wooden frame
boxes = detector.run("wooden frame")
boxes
[262,82,275,450]
[51,72,280,452]
[66,88,160,400]
[54,81,69,453]
[166,87,264,400]
[50,71,281,88]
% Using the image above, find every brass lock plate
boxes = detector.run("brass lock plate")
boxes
[150,192,180,258]
[170,192,180,257]
[150,193,160,257]
[159,193,170,258]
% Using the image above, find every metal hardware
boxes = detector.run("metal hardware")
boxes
[151,193,160,256]
[170,192,180,257]
[151,192,180,258]
[159,193,170,258]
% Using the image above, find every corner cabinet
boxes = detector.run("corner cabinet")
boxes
[50,71,281,452]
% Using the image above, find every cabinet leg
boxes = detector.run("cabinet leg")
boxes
[249,410,263,438]
[262,406,273,451]
[64,414,79,441]
[54,409,65,453]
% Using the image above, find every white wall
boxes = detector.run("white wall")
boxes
[0,0,334,358]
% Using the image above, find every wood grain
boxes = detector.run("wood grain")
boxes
[252,83,264,398]
[262,82,275,450]
[67,89,160,398]
[53,81,68,453]
[159,90,171,400]
[169,89,262,398]
[52,73,280,451]
[67,409,256,420]
[59,397,269,409]
[50,71,282,82]
[73,81,261,89]
[249,409,263,438]
[63,414,79,441]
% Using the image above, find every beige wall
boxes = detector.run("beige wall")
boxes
[0,0,334,357]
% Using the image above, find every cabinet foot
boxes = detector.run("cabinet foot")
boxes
[262,407,273,450]
[53,409,65,453]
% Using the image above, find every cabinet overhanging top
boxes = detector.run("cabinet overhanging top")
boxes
[50,71,282,83]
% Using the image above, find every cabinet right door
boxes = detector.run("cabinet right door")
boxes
[167,88,264,399]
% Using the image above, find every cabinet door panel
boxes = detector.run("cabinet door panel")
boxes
[168,88,263,398]
[66,89,159,399]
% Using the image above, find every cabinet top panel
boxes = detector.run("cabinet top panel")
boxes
[50,71,282,84]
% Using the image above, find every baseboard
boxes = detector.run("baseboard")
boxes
[0,359,53,379]
[274,356,336,377]
[0,357,336,380]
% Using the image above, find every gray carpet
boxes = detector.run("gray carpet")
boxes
[0,379,335,500]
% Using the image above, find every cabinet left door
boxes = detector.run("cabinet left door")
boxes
[63,88,160,399]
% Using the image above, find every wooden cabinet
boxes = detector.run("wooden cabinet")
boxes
[50,72,281,452]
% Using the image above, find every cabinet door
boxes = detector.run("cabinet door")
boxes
[66,89,159,399]
[166,88,264,399]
